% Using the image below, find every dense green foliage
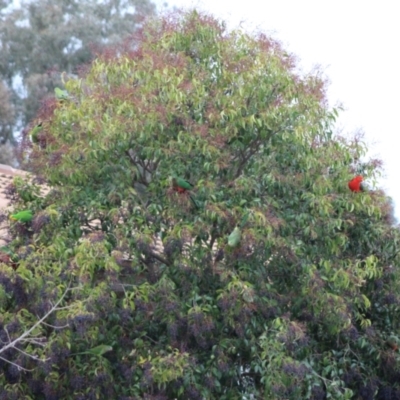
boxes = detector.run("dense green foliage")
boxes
[1,11,400,399]
[0,0,155,144]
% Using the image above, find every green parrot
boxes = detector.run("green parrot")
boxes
[54,87,69,101]
[10,210,33,223]
[0,245,13,256]
[30,123,42,144]
[75,345,113,357]
[386,338,399,351]
[171,176,199,208]
[171,176,194,193]
[228,226,241,247]
[0,246,19,269]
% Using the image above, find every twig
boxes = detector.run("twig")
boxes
[140,250,170,267]
[13,345,49,362]
[0,355,33,372]
[21,338,47,347]
[0,284,72,370]
[40,320,70,330]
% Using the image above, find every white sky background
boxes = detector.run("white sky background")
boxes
[156,0,400,221]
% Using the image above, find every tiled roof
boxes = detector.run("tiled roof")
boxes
[0,164,51,246]
[0,163,28,209]
[0,164,27,245]
[0,164,255,267]
[0,163,168,256]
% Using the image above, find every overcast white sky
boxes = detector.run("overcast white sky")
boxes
[157,0,400,221]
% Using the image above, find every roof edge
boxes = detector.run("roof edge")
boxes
[0,163,27,177]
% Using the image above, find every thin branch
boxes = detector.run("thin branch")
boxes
[234,139,261,179]
[4,327,11,343]
[143,158,151,172]
[152,158,160,171]
[20,338,47,347]
[0,355,33,372]
[40,320,70,330]
[13,345,49,362]
[209,221,220,251]
[125,149,138,165]
[144,335,158,345]
[140,250,170,267]
[53,304,77,311]
[0,284,71,357]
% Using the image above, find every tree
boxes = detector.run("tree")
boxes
[0,0,156,145]
[0,80,16,164]
[0,81,14,144]
[1,10,400,399]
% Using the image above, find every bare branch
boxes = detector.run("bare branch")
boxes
[140,250,169,267]
[13,345,49,362]
[0,355,33,372]
[0,284,73,370]
[40,320,70,330]
[20,338,47,347]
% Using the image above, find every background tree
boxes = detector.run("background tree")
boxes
[0,0,156,146]
[0,81,16,164]
[1,10,400,399]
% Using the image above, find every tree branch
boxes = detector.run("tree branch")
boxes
[140,250,170,267]
[0,284,73,370]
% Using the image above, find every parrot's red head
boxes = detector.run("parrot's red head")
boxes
[348,175,364,192]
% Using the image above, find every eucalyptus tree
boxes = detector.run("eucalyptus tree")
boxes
[0,0,156,144]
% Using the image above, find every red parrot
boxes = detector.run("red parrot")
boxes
[348,176,364,192]
[386,339,399,352]
[171,177,194,193]
[170,176,199,208]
